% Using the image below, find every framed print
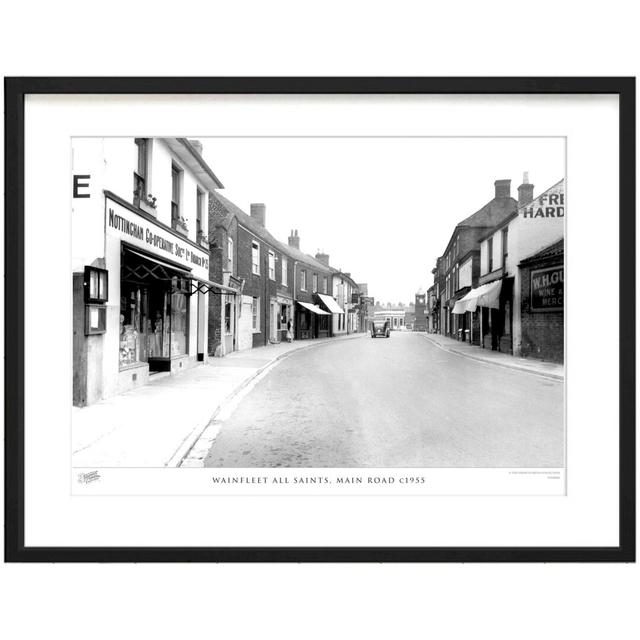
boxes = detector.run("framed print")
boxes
[4,77,635,562]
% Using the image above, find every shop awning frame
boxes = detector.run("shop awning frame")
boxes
[121,246,236,295]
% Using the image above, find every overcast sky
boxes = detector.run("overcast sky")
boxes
[203,137,565,304]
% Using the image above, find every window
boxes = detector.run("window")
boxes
[171,164,181,229]
[133,138,148,207]
[281,256,288,286]
[323,276,327,294]
[227,236,233,273]
[252,296,260,331]
[196,188,204,239]
[251,241,260,275]
[301,269,307,291]
[312,273,318,292]
[268,250,275,280]
[487,237,494,272]
[502,227,509,269]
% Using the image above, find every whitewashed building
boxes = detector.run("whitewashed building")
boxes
[474,175,565,355]
[72,138,233,406]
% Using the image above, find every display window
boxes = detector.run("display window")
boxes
[119,247,190,370]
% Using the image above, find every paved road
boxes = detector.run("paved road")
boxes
[203,333,564,468]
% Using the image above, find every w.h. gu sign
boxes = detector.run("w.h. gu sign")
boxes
[530,266,563,311]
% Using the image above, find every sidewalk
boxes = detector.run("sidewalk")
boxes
[421,332,564,380]
[72,333,365,468]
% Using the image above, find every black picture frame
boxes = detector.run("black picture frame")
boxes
[4,77,635,563]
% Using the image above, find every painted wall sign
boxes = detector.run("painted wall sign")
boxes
[530,266,564,310]
[522,192,565,219]
[73,174,91,198]
[105,197,209,279]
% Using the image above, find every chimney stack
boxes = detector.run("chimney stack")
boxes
[288,229,300,250]
[189,139,204,156]
[517,172,534,207]
[494,179,511,199]
[315,249,330,266]
[250,203,266,227]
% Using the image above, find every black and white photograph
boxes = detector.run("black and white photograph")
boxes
[71,135,566,484]
[6,77,632,562]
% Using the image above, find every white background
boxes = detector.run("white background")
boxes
[25,94,609,547]
[1,2,638,639]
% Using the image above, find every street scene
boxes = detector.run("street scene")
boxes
[71,136,565,472]
[202,332,563,468]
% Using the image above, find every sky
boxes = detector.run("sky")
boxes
[203,137,565,305]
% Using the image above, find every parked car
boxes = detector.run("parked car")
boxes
[370,319,390,338]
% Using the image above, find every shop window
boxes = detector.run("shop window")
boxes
[252,241,260,275]
[252,296,260,332]
[280,303,288,329]
[268,250,275,280]
[119,250,190,370]
[170,291,189,356]
[133,138,148,207]
[281,256,288,286]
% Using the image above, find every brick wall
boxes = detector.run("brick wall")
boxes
[519,261,564,363]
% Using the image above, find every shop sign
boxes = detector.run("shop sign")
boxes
[105,197,208,278]
[531,266,563,310]
[522,190,565,219]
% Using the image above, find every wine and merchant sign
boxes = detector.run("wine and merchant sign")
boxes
[530,266,563,311]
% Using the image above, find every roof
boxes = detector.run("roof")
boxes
[162,138,224,190]
[457,196,518,228]
[519,239,564,266]
[210,191,332,273]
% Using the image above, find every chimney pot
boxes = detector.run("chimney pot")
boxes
[288,229,300,250]
[518,173,535,207]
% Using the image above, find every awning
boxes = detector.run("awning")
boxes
[451,280,502,314]
[297,301,331,315]
[316,293,344,314]
[122,247,235,295]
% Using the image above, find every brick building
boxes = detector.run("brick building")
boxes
[437,179,518,343]
[208,193,353,353]
[518,240,564,363]
[209,194,296,355]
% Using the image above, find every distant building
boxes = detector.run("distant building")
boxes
[374,307,407,331]
[413,287,427,331]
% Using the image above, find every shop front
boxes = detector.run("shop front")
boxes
[295,301,331,339]
[73,194,233,406]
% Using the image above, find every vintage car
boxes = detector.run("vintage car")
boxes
[370,319,390,338]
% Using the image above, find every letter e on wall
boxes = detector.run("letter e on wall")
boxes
[73,174,91,198]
